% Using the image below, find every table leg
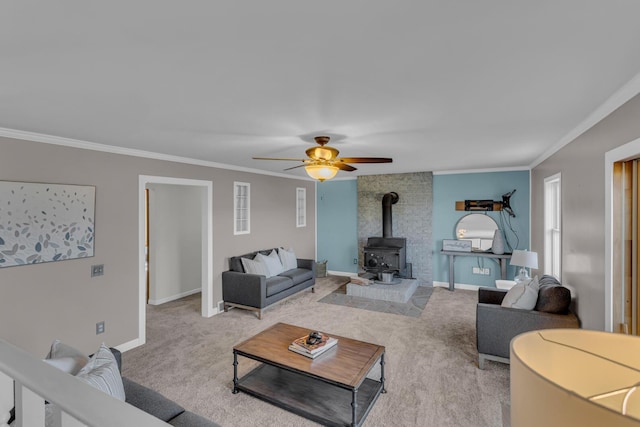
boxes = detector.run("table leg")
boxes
[232,351,239,394]
[380,352,387,393]
[448,254,455,291]
[351,389,358,427]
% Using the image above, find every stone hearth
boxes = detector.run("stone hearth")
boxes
[346,279,419,303]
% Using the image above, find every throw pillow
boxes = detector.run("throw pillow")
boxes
[535,284,572,314]
[278,247,298,271]
[255,251,284,277]
[44,339,90,375]
[75,343,126,401]
[501,276,540,310]
[240,256,270,277]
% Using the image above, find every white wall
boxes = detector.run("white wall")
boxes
[147,184,202,304]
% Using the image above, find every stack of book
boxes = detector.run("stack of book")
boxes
[288,332,338,359]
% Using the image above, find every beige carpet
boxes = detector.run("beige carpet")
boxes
[121,276,510,427]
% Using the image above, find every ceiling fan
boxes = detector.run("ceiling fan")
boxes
[253,136,393,181]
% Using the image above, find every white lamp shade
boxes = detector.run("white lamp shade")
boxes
[305,164,338,182]
[511,329,640,426]
[510,249,538,269]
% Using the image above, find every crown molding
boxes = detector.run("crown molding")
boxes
[433,166,530,175]
[0,127,314,181]
[530,71,640,169]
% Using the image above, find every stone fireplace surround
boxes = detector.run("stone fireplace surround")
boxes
[357,172,433,285]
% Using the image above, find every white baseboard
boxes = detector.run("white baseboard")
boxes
[433,281,481,291]
[148,288,201,305]
[115,338,143,353]
[326,270,359,277]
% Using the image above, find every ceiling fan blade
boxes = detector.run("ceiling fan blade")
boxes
[335,163,357,172]
[337,157,393,163]
[283,164,308,171]
[253,157,308,161]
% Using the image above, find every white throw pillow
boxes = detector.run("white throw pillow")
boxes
[241,256,270,277]
[501,276,539,310]
[44,339,90,375]
[255,251,284,277]
[75,343,126,401]
[278,247,298,271]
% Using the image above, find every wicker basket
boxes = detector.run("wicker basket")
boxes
[316,260,328,278]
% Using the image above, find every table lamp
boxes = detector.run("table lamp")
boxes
[510,250,538,282]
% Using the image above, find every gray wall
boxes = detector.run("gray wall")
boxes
[531,93,640,330]
[147,184,202,304]
[0,137,315,355]
[358,172,433,284]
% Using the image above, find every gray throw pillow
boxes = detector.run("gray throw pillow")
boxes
[501,276,539,310]
[75,343,126,401]
[44,339,90,375]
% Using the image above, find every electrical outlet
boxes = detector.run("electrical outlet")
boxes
[482,268,491,275]
[472,267,480,274]
[353,258,358,265]
[217,301,225,312]
[91,264,104,277]
[96,321,105,335]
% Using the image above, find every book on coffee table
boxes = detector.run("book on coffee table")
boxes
[289,333,338,358]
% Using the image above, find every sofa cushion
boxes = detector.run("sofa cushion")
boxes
[76,343,126,401]
[278,247,298,271]
[266,275,294,297]
[501,276,539,310]
[123,377,186,422]
[535,284,572,314]
[279,268,314,285]
[169,410,222,427]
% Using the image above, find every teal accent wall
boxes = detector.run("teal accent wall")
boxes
[317,180,359,273]
[432,171,530,287]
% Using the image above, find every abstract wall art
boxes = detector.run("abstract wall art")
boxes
[0,181,95,267]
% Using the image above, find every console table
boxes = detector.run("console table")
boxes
[441,250,512,291]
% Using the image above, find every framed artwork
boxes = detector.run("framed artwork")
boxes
[0,181,95,267]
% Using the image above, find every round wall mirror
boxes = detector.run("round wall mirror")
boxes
[455,214,498,251]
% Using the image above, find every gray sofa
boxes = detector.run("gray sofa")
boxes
[111,348,221,426]
[476,275,580,369]
[222,248,316,319]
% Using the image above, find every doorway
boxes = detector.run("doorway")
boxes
[137,175,214,346]
[606,138,640,333]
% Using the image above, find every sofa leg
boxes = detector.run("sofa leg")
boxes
[258,309,263,320]
[478,355,485,370]
[311,286,315,293]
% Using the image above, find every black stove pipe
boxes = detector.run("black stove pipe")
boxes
[382,192,399,238]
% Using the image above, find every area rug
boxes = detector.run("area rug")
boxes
[318,277,433,317]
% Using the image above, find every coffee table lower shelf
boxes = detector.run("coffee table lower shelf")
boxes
[236,364,383,427]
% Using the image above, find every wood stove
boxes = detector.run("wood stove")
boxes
[363,192,411,278]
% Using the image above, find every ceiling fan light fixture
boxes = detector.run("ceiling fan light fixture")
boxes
[305,164,339,182]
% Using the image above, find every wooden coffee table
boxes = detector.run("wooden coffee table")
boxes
[232,322,386,427]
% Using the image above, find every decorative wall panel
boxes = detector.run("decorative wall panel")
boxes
[0,181,95,267]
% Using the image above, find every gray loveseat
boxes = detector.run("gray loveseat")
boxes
[222,248,316,319]
[476,275,580,369]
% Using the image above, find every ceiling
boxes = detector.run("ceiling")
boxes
[2,1,640,180]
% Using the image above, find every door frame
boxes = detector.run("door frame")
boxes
[138,175,214,346]
[605,137,640,332]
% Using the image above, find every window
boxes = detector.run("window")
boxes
[296,187,306,227]
[234,182,250,235]
[544,174,561,279]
